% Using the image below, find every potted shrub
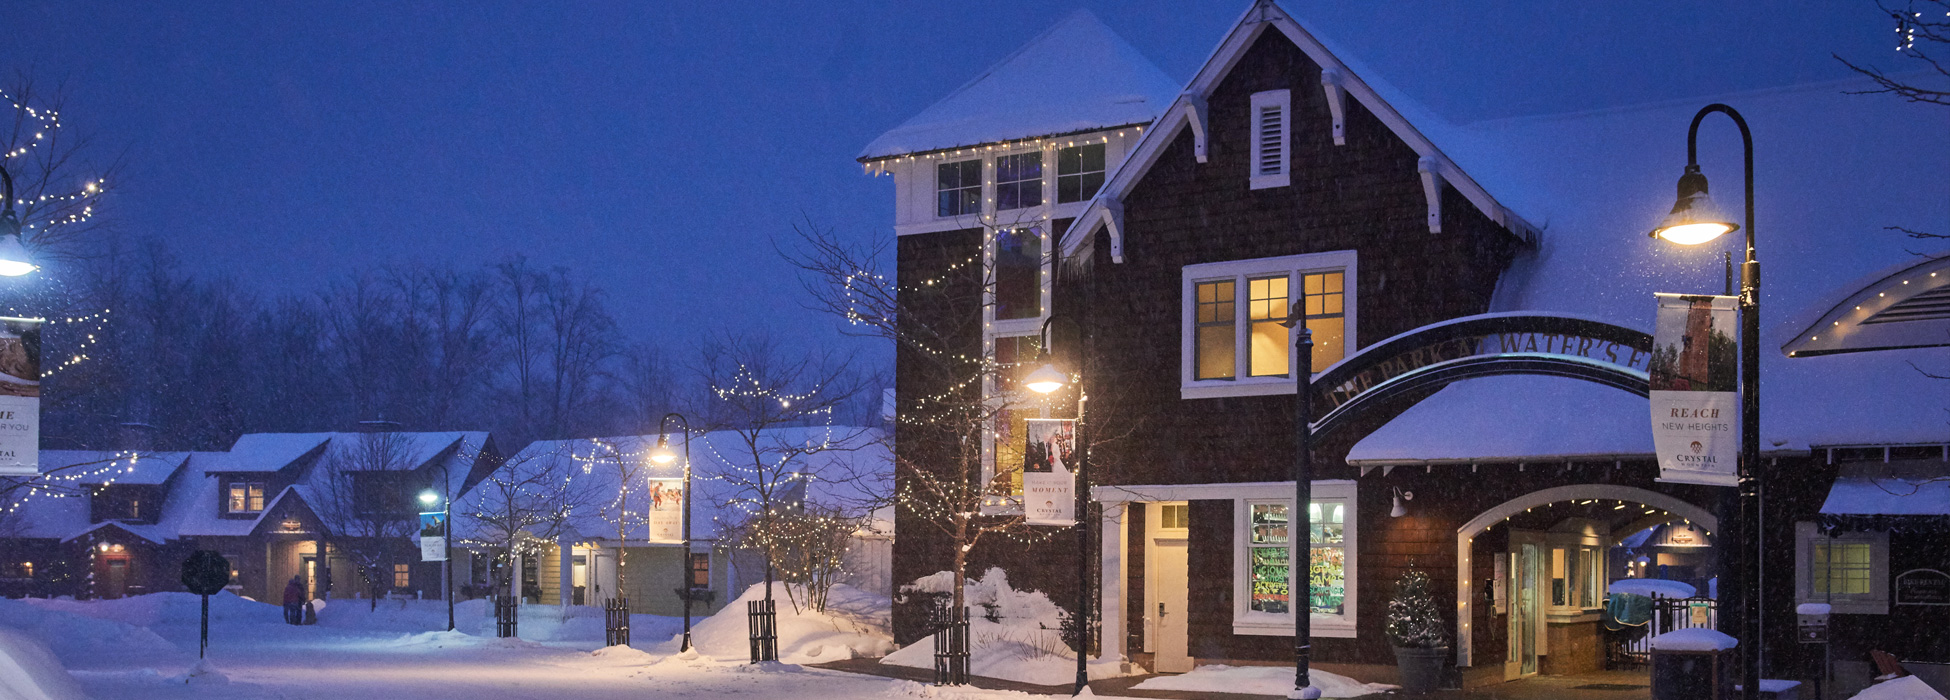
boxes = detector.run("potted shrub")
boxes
[1385,566,1450,693]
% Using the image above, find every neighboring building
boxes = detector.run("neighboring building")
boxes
[871,1,1947,694]
[0,431,501,604]
[458,425,890,616]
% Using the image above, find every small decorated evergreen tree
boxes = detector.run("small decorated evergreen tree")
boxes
[1385,567,1448,649]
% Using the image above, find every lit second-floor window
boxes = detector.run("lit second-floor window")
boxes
[995,152,1042,211]
[1182,252,1356,398]
[937,159,981,217]
[227,482,266,514]
[1056,144,1105,203]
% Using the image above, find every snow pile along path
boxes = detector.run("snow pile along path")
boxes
[1850,676,1950,700]
[0,626,86,700]
[882,568,1139,686]
[686,582,894,664]
[1132,664,1395,698]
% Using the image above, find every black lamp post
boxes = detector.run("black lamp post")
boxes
[418,487,454,632]
[650,412,696,652]
[1648,103,1760,700]
[1022,314,1090,696]
[1280,309,1319,700]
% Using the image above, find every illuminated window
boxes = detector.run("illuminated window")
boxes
[1056,144,1105,204]
[994,152,1042,211]
[937,159,981,217]
[1814,543,1871,595]
[394,563,410,589]
[227,482,266,514]
[988,334,1043,497]
[1183,252,1356,398]
[1234,485,1357,638]
[1793,523,1888,615]
[1306,500,1348,616]
[1246,502,1290,614]
[1158,504,1189,530]
[689,553,710,588]
[993,228,1042,320]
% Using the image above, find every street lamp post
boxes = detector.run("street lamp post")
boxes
[1023,314,1090,696]
[1279,318,1318,700]
[1648,103,1760,700]
[650,412,696,652]
[0,165,37,276]
[418,488,454,632]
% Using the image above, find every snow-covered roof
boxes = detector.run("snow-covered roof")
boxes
[462,426,889,545]
[60,520,172,545]
[42,451,203,486]
[1347,76,1949,463]
[857,10,1178,161]
[160,432,489,538]
[1821,465,1950,517]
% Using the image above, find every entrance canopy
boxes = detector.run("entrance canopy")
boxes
[1346,374,1650,466]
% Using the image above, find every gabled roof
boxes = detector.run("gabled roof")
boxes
[212,433,331,473]
[1061,0,1539,263]
[858,10,1179,161]
[61,520,171,545]
[42,450,206,486]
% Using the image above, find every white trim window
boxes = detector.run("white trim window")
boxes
[1056,143,1106,204]
[937,159,982,218]
[1233,480,1356,637]
[1794,522,1890,614]
[995,151,1044,211]
[980,225,1054,506]
[1249,89,1291,190]
[1182,251,1356,399]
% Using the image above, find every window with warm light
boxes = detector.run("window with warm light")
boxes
[1794,523,1888,614]
[690,553,710,588]
[987,334,1043,498]
[1232,482,1357,638]
[1182,251,1357,399]
[227,481,266,514]
[394,563,410,589]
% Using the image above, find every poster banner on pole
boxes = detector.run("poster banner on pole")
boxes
[1022,418,1076,526]
[1649,293,1739,487]
[0,317,40,477]
[646,478,685,544]
[419,511,447,561]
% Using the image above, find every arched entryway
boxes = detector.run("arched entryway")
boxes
[1455,485,1719,677]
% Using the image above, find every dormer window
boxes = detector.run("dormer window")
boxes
[995,152,1043,211]
[1249,90,1291,190]
[227,481,266,514]
[937,159,982,217]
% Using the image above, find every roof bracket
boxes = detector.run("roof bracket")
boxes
[1102,198,1126,264]
[1182,94,1210,163]
[1320,69,1347,146]
[1418,156,1444,234]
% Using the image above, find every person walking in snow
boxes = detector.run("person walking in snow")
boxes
[283,575,305,625]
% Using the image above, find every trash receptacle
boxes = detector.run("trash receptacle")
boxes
[1650,628,1737,700]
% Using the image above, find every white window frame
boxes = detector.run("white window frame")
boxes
[935,158,984,220]
[1232,480,1357,638]
[1794,522,1889,615]
[1181,251,1357,400]
[979,223,1054,512]
[1544,530,1606,621]
[1249,89,1291,190]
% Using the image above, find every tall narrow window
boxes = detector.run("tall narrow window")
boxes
[995,152,1043,210]
[1303,271,1346,368]
[393,563,410,589]
[1195,280,1237,380]
[689,553,710,588]
[1056,144,1105,203]
[991,334,1043,497]
[1308,501,1347,615]
[1249,90,1291,189]
[937,159,982,217]
[1248,276,1290,377]
[994,228,1042,320]
[1247,502,1290,614]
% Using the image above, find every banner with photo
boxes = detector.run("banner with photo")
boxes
[0,318,40,477]
[1022,418,1076,527]
[419,511,447,561]
[1649,294,1739,487]
[646,478,685,543]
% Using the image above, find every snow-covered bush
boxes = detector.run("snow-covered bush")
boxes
[884,568,1135,686]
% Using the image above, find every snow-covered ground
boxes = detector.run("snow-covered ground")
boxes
[1131,665,1396,698]
[0,587,1085,700]
[883,568,1141,687]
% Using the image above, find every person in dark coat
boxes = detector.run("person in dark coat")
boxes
[283,575,305,625]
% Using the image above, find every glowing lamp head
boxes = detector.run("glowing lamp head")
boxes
[1650,164,1738,245]
[0,212,32,277]
[650,435,678,465]
[1023,363,1067,394]
[418,490,439,506]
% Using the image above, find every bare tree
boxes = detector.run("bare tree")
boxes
[1837,0,1950,106]
[0,74,120,263]
[310,432,421,610]
[455,442,602,597]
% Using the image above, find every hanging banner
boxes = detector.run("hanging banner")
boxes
[1022,418,1076,526]
[646,478,685,543]
[1649,294,1739,487]
[0,318,40,477]
[419,511,447,561]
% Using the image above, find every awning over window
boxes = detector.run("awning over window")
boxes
[1818,464,1950,533]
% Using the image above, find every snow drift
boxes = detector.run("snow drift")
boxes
[685,582,893,664]
[0,627,85,700]
[882,568,1137,686]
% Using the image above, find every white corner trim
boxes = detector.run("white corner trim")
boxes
[1183,94,1210,164]
[1320,69,1346,146]
[1418,156,1444,234]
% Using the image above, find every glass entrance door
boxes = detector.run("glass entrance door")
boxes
[1518,543,1540,676]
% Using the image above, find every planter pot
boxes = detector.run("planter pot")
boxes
[1392,646,1450,694]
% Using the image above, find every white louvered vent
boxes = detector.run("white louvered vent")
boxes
[1249,90,1290,190]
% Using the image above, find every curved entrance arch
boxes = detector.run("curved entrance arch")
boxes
[1306,312,1653,441]
[1454,485,1718,668]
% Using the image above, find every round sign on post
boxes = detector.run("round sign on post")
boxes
[181,551,231,595]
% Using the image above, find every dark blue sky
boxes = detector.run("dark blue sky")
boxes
[7,1,1896,369]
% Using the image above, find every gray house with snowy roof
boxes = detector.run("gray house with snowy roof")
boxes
[873,1,1948,695]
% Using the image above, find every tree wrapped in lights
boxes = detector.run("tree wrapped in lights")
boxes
[311,431,420,610]
[454,441,602,600]
[1,77,116,263]
[693,333,874,615]
[1384,566,1448,649]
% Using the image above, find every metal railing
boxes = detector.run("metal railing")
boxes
[1607,595,1719,668]
[604,597,631,647]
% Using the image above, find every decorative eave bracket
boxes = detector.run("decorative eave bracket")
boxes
[1320,69,1347,146]
[1182,94,1210,163]
[1418,156,1444,234]
[1103,198,1126,263]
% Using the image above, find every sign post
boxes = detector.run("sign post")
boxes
[0,317,42,477]
[180,551,232,659]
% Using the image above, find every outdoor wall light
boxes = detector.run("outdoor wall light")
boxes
[1650,164,1738,245]
[1390,487,1414,518]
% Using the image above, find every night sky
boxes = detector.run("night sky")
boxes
[6,1,1897,372]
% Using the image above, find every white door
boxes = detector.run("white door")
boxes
[1152,537,1192,673]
